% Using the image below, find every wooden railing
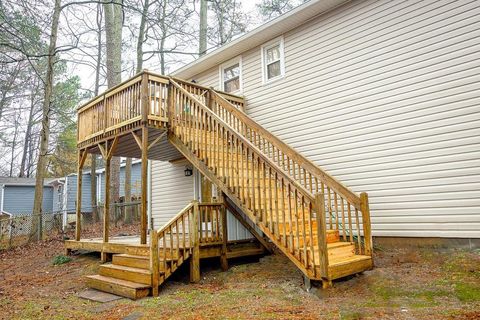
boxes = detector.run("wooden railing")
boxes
[208,90,372,258]
[149,202,196,296]
[77,72,245,148]
[149,200,227,295]
[77,71,170,146]
[169,79,325,278]
[170,77,245,113]
[198,203,224,245]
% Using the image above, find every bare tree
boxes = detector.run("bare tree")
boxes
[199,0,207,56]
[103,0,123,206]
[91,3,104,223]
[256,0,307,21]
[32,0,62,241]
[208,0,247,47]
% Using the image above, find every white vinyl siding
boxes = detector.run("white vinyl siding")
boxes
[150,159,256,241]
[151,159,194,229]
[186,0,480,238]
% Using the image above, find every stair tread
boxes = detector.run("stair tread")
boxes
[329,254,371,267]
[328,241,354,249]
[101,263,152,274]
[115,254,149,260]
[86,274,151,289]
[294,241,352,251]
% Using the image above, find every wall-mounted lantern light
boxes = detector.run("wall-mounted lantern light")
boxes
[184,166,193,177]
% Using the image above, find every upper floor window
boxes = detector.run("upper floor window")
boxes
[262,37,285,83]
[220,58,242,93]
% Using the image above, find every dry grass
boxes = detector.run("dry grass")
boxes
[0,239,479,320]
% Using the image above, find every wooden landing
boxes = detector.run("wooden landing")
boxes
[65,236,265,259]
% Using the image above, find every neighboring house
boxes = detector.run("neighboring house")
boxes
[54,159,143,214]
[150,0,480,240]
[0,177,55,215]
[97,159,143,204]
[0,159,142,219]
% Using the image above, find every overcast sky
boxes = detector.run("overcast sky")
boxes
[68,0,265,95]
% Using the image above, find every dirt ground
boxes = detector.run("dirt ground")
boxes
[0,239,479,320]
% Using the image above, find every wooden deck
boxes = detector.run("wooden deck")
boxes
[72,71,374,299]
[65,236,266,260]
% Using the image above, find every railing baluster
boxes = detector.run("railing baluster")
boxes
[341,197,346,241]
[355,208,362,255]
[334,192,339,231]
[347,204,353,243]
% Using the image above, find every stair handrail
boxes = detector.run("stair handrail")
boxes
[209,90,361,209]
[208,89,372,258]
[169,78,316,204]
[150,201,195,296]
[169,78,328,277]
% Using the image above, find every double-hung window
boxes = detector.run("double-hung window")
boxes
[262,37,285,83]
[220,58,242,93]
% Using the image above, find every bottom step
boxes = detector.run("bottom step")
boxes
[328,255,372,280]
[86,275,150,300]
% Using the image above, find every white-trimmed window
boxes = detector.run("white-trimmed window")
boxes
[262,37,285,83]
[220,57,242,93]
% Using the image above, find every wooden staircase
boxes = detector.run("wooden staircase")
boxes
[78,73,373,298]
[168,79,373,284]
[86,204,195,299]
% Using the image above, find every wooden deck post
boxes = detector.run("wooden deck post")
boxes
[150,229,159,296]
[75,149,87,241]
[97,138,117,262]
[102,155,111,262]
[220,194,228,271]
[360,192,373,257]
[314,193,329,281]
[141,70,149,124]
[141,127,149,244]
[190,200,200,283]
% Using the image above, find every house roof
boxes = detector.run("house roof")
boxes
[0,177,56,187]
[172,0,348,80]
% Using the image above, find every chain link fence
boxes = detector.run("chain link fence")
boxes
[0,201,142,250]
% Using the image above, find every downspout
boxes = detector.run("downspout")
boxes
[62,177,68,230]
[147,160,152,230]
[97,173,102,205]
[0,184,4,214]
[193,168,201,201]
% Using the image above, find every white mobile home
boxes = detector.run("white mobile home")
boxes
[151,0,480,240]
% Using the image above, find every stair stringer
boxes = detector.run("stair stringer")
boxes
[169,132,321,280]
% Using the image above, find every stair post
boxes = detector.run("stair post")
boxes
[150,229,159,296]
[314,193,329,281]
[141,70,149,124]
[360,192,373,257]
[75,149,87,241]
[220,193,228,271]
[190,200,201,283]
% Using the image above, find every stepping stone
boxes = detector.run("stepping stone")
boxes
[78,289,123,303]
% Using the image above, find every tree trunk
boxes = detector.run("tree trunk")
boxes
[32,0,62,241]
[0,64,20,123]
[9,114,20,177]
[135,0,149,73]
[159,0,167,74]
[104,0,123,210]
[90,4,103,223]
[199,0,208,56]
[19,81,38,177]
